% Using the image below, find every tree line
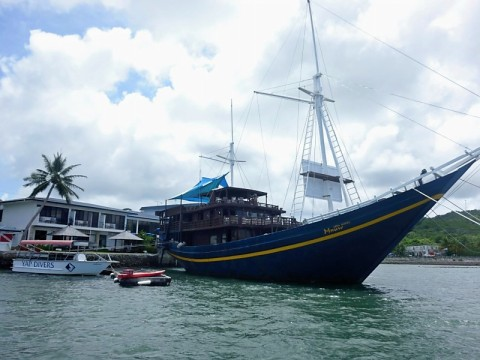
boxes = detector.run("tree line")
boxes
[393,210,480,256]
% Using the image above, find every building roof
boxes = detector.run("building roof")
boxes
[1,197,158,220]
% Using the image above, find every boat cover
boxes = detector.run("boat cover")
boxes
[171,173,229,203]
[20,240,74,246]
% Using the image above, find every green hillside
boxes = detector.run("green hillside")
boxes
[393,209,480,256]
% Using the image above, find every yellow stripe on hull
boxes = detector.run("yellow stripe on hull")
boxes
[169,194,443,263]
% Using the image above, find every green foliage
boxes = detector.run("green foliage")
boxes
[392,242,406,257]
[23,152,87,203]
[138,230,156,253]
[393,210,480,256]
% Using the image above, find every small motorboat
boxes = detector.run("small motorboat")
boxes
[12,240,116,276]
[112,268,172,287]
[116,269,165,279]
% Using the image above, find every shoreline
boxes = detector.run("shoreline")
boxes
[1,251,479,270]
[382,256,480,266]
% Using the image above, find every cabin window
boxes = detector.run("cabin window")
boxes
[209,235,218,245]
[238,229,251,239]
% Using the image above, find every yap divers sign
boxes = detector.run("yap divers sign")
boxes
[21,260,76,272]
[21,260,55,269]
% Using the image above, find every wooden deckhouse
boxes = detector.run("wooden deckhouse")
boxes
[159,185,297,246]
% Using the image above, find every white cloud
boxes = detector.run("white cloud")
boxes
[1,0,479,216]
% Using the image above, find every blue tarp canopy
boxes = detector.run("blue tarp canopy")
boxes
[170,173,229,203]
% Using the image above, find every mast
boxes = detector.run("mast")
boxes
[229,99,235,185]
[256,0,359,219]
[201,100,245,186]
[307,0,332,211]
[308,0,320,76]
[217,99,246,186]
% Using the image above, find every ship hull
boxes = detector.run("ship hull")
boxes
[166,162,473,284]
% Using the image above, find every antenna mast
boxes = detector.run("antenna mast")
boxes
[217,99,245,186]
[201,100,245,186]
[229,99,235,184]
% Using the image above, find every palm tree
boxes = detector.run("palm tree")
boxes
[22,153,87,240]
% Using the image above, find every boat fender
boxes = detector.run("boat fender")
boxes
[137,280,152,286]
[177,242,186,248]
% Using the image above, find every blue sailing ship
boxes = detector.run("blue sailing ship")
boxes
[161,1,480,284]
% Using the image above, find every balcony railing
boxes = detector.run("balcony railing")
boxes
[39,216,57,223]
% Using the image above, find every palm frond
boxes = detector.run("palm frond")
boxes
[23,152,87,201]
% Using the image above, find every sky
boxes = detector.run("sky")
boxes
[1,0,479,218]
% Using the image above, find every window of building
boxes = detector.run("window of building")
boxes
[74,210,99,227]
[126,219,137,233]
[138,220,156,234]
[34,230,47,240]
[40,206,68,224]
[99,235,107,249]
[104,214,125,230]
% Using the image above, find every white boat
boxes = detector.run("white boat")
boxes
[12,240,115,276]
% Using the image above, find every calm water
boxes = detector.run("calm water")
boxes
[1,264,479,360]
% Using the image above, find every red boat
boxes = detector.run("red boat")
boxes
[113,269,172,287]
[116,269,165,280]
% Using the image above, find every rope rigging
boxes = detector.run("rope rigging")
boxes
[312,0,480,99]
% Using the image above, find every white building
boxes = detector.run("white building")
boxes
[0,197,161,251]
[406,245,440,257]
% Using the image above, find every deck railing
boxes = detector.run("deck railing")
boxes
[185,198,281,212]
[169,215,296,232]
